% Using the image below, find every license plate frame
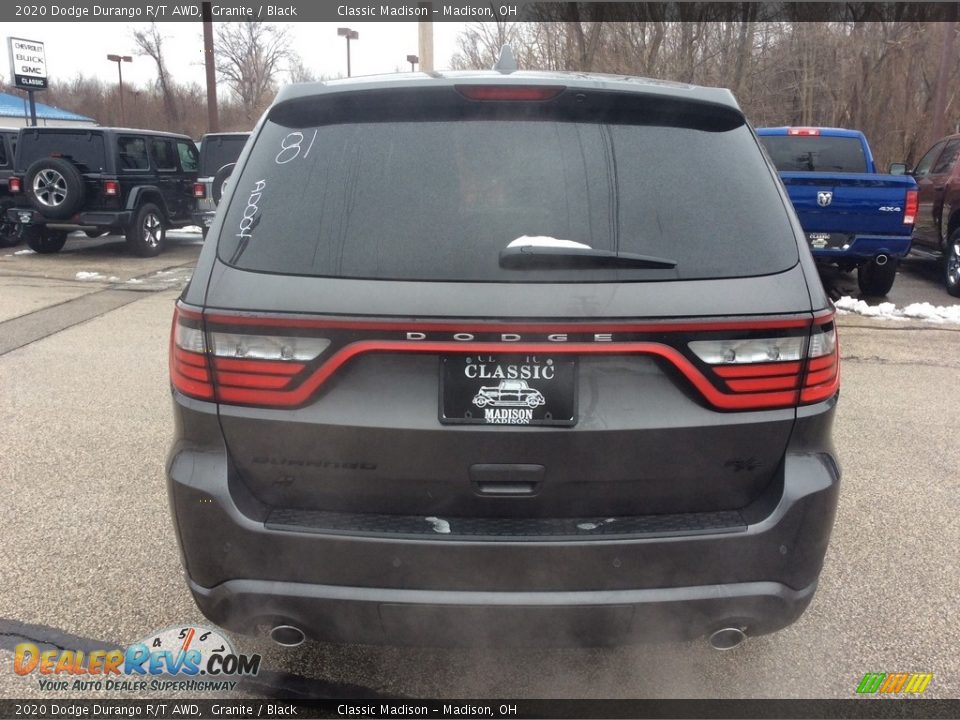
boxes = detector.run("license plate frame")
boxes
[439,354,578,427]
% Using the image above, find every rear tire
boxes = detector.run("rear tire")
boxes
[125,203,166,257]
[944,229,960,298]
[857,258,898,297]
[26,229,68,254]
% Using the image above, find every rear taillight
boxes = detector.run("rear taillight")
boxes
[170,306,214,400]
[456,85,565,101]
[787,127,821,136]
[193,182,206,199]
[103,180,119,196]
[903,189,918,225]
[8,177,21,193]
[169,304,329,404]
[689,311,839,408]
[800,316,840,404]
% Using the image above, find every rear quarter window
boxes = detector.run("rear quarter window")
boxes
[217,90,798,283]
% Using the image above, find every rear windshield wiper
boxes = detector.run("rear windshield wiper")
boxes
[499,245,677,270]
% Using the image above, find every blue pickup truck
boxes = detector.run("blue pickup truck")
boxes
[757,127,918,296]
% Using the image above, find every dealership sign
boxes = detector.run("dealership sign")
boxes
[7,37,47,90]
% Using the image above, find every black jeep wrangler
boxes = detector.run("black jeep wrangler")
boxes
[5,127,200,256]
[0,127,21,248]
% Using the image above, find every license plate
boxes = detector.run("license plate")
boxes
[440,354,577,426]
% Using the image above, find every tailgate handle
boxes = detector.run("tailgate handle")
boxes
[470,464,544,496]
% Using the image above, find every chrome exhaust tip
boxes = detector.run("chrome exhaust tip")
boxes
[875,254,889,266]
[269,624,306,647]
[708,627,747,651]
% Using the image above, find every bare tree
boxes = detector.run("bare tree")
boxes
[132,23,181,127]
[215,22,292,120]
[287,52,318,84]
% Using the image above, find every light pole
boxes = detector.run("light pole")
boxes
[406,54,419,72]
[337,27,359,77]
[106,54,132,125]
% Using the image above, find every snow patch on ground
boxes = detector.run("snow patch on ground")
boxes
[14,249,35,255]
[125,278,144,285]
[180,226,203,234]
[75,271,104,280]
[835,296,960,324]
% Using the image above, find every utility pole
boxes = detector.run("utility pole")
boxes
[418,3,434,71]
[202,1,219,132]
[930,9,958,146]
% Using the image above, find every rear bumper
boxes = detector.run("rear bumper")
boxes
[810,234,912,262]
[167,395,840,646]
[189,576,817,647]
[7,206,132,229]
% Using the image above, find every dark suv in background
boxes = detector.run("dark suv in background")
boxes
[0,127,20,247]
[6,127,200,256]
[193,132,250,237]
[167,68,841,649]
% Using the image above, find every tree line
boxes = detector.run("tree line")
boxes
[452,11,959,167]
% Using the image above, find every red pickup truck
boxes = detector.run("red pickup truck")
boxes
[911,134,960,296]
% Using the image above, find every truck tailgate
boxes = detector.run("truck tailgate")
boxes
[779,172,915,236]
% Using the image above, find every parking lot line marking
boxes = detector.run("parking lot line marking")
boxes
[0,289,149,356]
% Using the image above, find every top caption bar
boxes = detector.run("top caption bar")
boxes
[5,1,960,23]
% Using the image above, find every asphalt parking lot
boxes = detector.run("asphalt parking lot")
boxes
[0,232,958,700]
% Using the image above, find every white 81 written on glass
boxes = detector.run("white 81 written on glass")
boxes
[276,129,319,164]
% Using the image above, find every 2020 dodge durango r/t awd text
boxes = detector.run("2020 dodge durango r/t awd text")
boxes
[166,70,841,648]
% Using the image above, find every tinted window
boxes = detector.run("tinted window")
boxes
[930,139,960,175]
[16,131,106,172]
[200,135,247,176]
[218,109,797,282]
[914,141,947,176]
[151,138,177,170]
[759,135,868,173]
[117,136,149,171]
[178,141,199,172]
[0,137,7,166]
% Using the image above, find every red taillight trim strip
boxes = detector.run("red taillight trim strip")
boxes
[216,372,292,389]
[175,362,211,383]
[712,361,802,378]
[174,348,208,368]
[213,357,305,375]
[726,376,800,392]
[804,366,838,387]
[213,340,801,411]
[204,312,812,334]
[171,369,214,399]
[808,355,836,372]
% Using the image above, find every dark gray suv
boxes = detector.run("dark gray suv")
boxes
[167,68,841,649]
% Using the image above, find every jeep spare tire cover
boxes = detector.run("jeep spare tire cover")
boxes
[212,163,235,206]
[24,157,86,220]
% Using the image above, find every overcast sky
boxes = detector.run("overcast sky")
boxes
[5,21,467,91]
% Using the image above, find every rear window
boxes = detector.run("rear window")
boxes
[200,135,248,176]
[16,131,105,173]
[759,135,868,173]
[217,90,798,282]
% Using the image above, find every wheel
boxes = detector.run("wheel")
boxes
[125,203,166,257]
[212,163,235,206]
[23,157,85,219]
[26,229,68,254]
[945,229,960,298]
[857,257,898,297]
[84,229,109,239]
